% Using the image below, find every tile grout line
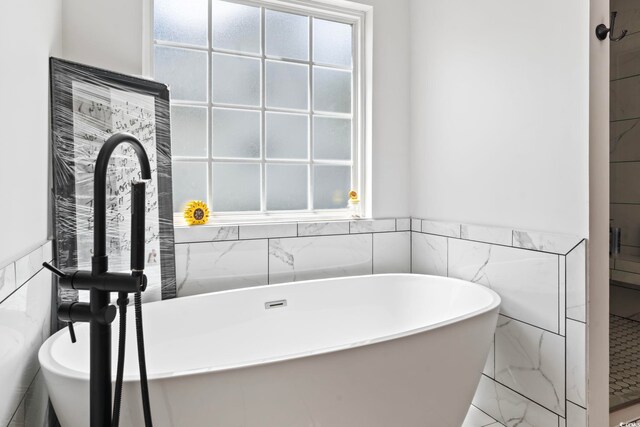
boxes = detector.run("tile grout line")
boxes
[498,313,563,337]
[0,262,51,307]
[480,373,565,418]
[415,230,573,257]
[5,367,42,426]
[371,233,374,274]
[564,253,568,420]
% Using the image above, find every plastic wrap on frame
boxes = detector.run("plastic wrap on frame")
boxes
[50,58,177,306]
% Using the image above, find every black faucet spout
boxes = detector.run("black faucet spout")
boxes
[93,132,152,270]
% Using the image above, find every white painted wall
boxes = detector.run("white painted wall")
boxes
[409,0,590,236]
[61,0,144,76]
[352,0,411,218]
[0,0,62,267]
[60,0,411,218]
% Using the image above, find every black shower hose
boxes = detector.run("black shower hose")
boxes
[112,291,153,427]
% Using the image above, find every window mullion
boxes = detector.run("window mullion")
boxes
[208,0,214,210]
[260,6,267,213]
[308,17,314,212]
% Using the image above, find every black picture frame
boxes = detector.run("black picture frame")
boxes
[50,57,177,302]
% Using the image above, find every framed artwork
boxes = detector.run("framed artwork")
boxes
[50,57,176,303]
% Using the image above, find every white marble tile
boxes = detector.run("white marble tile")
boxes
[411,218,422,232]
[8,370,48,427]
[483,336,495,378]
[461,224,512,246]
[614,257,640,274]
[566,320,586,408]
[43,240,53,263]
[559,256,566,336]
[175,240,268,297]
[349,218,395,234]
[411,233,447,276]
[611,119,640,162]
[559,417,566,427]
[566,242,586,323]
[448,239,560,332]
[495,316,565,416]
[0,270,51,426]
[611,74,640,121]
[611,203,640,247]
[512,230,581,255]
[0,262,16,303]
[610,283,640,318]
[462,405,497,427]
[238,223,297,240]
[396,218,411,231]
[611,162,640,203]
[611,22,640,81]
[174,225,239,243]
[566,401,586,427]
[297,221,350,237]
[473,376,559,427]
[269,234,372,284]
[373,232,410,274]
[421,220,461,238]
[611,268,640,286]
[14,245,45,288]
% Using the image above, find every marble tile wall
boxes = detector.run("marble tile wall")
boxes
[611,0,640,260]
[174,217,588,425]
[0,241,53,427]
[411,219,587,427]
[175,218,411,296]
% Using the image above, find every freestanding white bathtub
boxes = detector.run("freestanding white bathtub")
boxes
[39,274,500,427]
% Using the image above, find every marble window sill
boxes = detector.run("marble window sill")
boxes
[174,218,410,244]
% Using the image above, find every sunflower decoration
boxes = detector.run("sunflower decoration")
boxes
[348,190,361,218]
[183,200,210,226]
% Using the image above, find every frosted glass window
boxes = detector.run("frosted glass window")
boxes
[171,106,208,157]
[314,67,351,113]
[212,54,261,106]
[313,117,351,161]
[265,10,309,60]
[154,46,208,102]
[266,61,309,110]
[155,0,208,46]
[172,161,208,212]
[212,163,261,211]
[313,18,352,67]
[154,0,362,215]
[266,113,308,160]
[212,108,260,158]
[267,165,308,210]
[212,1,260,54]
[314,165,350,209]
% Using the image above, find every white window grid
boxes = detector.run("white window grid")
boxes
[152,0,366,220]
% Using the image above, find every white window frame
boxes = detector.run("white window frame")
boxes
[143,0,372,224]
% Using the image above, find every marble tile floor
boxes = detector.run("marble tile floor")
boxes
[611,314,640,410]
[462,405,504,427]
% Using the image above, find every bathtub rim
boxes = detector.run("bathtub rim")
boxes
[39,273,500,382]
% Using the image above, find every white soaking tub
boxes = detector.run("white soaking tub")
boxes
[39,274,500,427]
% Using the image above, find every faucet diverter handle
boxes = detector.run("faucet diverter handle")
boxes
[67,322,77,343]
[42,261,66,278]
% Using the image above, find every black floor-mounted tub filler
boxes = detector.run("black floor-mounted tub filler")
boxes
[43,132,154,427]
